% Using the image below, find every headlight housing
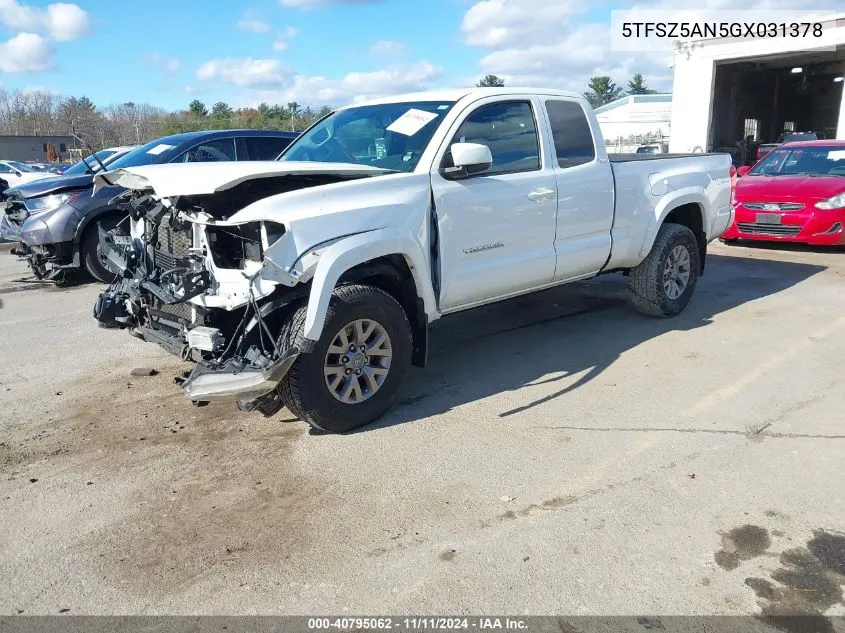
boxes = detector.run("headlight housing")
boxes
[24,192,77,214]
[815,193,845,210]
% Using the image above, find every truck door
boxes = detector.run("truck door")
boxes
[430,97,558,311]
[541,99,615,279]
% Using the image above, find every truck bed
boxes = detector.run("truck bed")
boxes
[608,153,729,162]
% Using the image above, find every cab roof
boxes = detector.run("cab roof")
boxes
[347,87,586,109]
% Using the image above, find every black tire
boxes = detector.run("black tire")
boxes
[629,223,701,318]
[278,283,412,433]
[719,237,739,245]
[81,216,122,283]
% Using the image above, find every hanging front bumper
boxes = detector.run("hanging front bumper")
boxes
[181,347,300,402]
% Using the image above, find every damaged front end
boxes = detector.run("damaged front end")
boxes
[93,191,305,414]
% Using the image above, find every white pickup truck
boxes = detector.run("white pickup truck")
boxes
[93,88,733,433]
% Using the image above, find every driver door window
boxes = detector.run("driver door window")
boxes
[446,101,540,175]
[177,138,236,163]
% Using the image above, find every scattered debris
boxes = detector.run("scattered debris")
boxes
[58,608,70,613]
[439,549,457,562]
[500,495,516,503]
[130,368,158,377]
[687,473,696,479]
[28,478,38,483]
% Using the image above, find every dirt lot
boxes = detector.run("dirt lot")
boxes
[1,242,844,616]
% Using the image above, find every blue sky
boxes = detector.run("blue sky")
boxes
[0,0,832,112]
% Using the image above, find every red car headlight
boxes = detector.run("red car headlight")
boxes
[816,193,845,210]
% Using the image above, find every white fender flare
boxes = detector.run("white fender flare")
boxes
[302,228,437,342]
[638,188,708,259]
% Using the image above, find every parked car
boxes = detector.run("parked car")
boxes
[92,88,732,433]
[722,140,845,246]
[635,143,669,154]
[61,146,137,176]
[756,132,817,162]
[0,130,298,282]
[0,160,54,188]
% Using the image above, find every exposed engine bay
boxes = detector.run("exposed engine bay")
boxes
[93,171,378,415]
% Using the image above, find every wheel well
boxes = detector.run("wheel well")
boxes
[77,209,128,252]
[662,203,706,274]
[338,255,428,367]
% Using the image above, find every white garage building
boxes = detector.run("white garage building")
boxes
[595,94,672,152]
[669,13,845,154]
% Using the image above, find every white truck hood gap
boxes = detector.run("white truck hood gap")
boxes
[93,161,394,198]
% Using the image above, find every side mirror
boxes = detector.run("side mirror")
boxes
[443,142,492,179]
[737,166,750,177]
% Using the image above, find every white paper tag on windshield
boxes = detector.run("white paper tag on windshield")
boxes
[147,143,174,155]
[828,150,845,160]
[386,109,438,136]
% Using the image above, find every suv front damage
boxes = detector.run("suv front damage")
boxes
[92,161,407,416]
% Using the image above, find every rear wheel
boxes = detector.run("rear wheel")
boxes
[278,283,412,433]
[629,223,701,318]
[81,216,122,283]
[719,237,739,245]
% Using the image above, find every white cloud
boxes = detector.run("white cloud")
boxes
[0,32,53,72]
[369,39,404,56]
[148,52,181,75]
[212,59,442,106]
[44,3,90,40]
[236,17,271,33]
[0,0,90,41]
[196,58,290,88]
[272,25,299,51]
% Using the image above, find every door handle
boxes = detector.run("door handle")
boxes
[527,187,555,202]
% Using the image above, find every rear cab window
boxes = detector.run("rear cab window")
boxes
[544,100,596,168]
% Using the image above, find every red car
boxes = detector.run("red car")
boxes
[722,140,845,246]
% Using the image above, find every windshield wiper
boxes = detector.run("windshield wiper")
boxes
[72,133,107,173]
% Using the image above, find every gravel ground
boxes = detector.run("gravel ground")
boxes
[0,242,844,616]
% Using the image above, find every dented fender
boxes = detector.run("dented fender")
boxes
[299,228,438,341]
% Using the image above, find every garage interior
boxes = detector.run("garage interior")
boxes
[709,46,845,152]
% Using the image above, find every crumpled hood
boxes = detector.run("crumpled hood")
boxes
[9,173,95,199]
[93,161,394,198]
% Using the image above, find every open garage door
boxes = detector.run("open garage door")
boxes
[709,47,845,162]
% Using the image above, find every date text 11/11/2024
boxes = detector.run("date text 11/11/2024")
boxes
[307,617,529,630]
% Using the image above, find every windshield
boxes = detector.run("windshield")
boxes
[9,161,35,172]
[279,101,455,172]
[777,132,817,143]
[63,149,119,176]
[636,146,658,154]
[749,146,845,177]
[106,138,183,170]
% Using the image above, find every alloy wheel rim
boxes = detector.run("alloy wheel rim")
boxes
[663,244,691,300]
[324,319,392,404]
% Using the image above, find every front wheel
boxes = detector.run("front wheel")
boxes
[81,216,122,283]
[278,283,412,433]
[629,223,701,318]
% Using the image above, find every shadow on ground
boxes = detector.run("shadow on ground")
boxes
[359,253,827,432]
